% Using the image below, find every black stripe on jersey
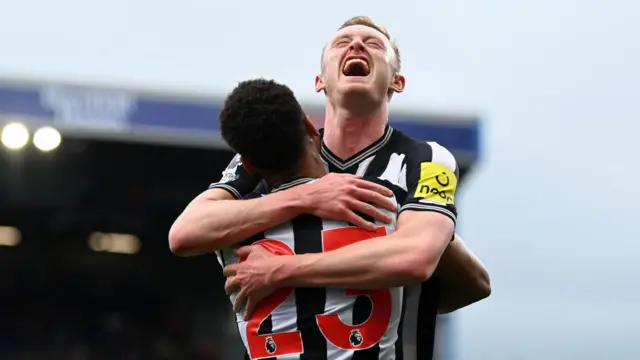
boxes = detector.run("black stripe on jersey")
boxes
[416,279,439,360]
[292,215,328,360]
[352,295,381,359]
[394,291,407,360]
[258,316,276,360]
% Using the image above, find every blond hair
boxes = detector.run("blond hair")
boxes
[322,16,401,73]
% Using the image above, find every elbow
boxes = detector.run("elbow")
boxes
[168,221,195,256]
[463,256,492,301]
[406,262,438,284]
[396,240,453,284]
[168,216,221,257]
[396,252,439,284]
[474,267,492,300]
[168,194,231,256]
[401,267,434,284]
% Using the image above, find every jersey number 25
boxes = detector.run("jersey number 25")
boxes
[243,226,392,359]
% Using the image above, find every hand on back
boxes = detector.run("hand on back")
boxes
[296,173,396,231]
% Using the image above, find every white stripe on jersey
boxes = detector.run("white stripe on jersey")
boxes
[355,156,375,176]
[378,153,408,191]
[427,141,457,172]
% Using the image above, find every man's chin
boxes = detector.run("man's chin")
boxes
[335,85,384,111]
[337,81,375,96]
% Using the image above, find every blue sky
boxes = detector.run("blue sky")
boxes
[1,0,639,358]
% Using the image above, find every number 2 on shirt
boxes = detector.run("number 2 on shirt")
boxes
[243,227,392,358]
[243,240,303,359]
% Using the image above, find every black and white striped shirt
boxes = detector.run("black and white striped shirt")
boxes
[217,177,402,360]
[211,125,460,360]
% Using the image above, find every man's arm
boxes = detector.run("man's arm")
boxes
[271,210,454,289]
[169,187,306,256]
[169,153,299,256]
[435,234,491,314]
[169,162,396,256]
[247,142,467,291]
[401,141,490,312]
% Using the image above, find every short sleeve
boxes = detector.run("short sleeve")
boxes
[400,141,459,224]
[208,153,261,199]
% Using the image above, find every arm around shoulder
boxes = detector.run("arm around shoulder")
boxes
[169,186,307,256]
[169,153,309,256]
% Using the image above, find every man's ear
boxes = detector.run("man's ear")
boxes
[240,156,256,174]
[389,73,405,94]
[315,75,326,93]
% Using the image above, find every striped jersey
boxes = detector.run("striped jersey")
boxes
[210,125,460,360]
[216,177,402,360]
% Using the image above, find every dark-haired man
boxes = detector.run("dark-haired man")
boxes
[213,78,403,359]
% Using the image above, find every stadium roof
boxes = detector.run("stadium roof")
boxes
[0,76,480,165]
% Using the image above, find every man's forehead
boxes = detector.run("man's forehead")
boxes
[331,24,388,42]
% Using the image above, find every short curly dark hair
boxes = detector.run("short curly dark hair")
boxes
[219,79,307,173]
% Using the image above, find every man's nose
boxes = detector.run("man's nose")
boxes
[349,40,365,52]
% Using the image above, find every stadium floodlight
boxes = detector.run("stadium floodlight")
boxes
[33,126,62,152]
[88,232,141,254]
[1,122,29,150]
[0,226,22,246]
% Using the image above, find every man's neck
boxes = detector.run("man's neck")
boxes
[263,154,327,192]
[323,101,389,160]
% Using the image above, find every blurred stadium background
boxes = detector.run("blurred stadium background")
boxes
[2,0,639,358]
[0,77,479,360]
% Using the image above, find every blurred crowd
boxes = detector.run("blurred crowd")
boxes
[0,259,241,360]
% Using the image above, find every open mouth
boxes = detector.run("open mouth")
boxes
[342,58,370,77]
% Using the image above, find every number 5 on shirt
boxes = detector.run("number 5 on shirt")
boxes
[317,226,392,350]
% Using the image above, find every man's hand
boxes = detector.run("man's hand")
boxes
[169,174,395,256]
[223,245,282,320]
[297,174,396,231]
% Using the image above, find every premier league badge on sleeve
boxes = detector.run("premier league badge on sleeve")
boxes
[220,154,242,184]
